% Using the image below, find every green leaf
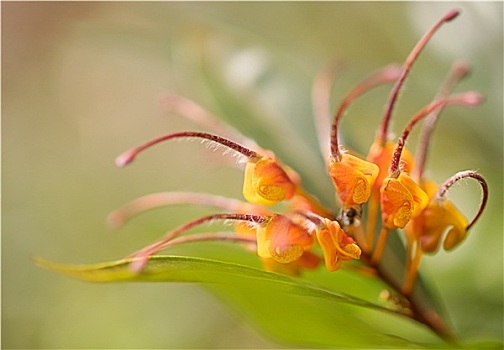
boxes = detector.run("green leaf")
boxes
[34,255,450,348]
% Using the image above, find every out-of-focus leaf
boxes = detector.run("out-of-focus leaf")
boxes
[34,255,449,348]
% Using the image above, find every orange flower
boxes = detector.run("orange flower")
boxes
[256,214,313,264]
[243,156,297,205]
[378,91,481,232]
[367,141,414,195]
[328,153,379,208]
[401,172,487,295]
[114,130,299,207]
[413,197,468,253]
[105,9,488,299]
[327,64,400,208]
[380,173,429,229]
[316,219,361,272]
[407,172,488,253]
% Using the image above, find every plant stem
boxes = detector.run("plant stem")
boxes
[361,249,457,344]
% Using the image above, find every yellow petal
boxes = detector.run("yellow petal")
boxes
[398,173,429,218]
[317,228,342,272]
[380,173,428,229]
[328,153,379,207]
[316,219,361,272]
[270,245,304,264]
[380,177,414,229]
[256,214,313,264]
[242,157,296,205]
[367,141,414,195]
[418,199,469,253]
[243,161,276,205]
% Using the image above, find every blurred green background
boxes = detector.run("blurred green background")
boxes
[2,2,502,348]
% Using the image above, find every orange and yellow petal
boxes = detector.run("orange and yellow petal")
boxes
[367,141,415,195]
[243,157,297,205]
[316,219,361,272]
[411,198,468,253]
[328,153,379,207]
[380,173,428,229]
[256,214,313,264]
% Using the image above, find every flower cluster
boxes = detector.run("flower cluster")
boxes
[110,9,488,295]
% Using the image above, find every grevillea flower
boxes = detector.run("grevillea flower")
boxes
[364,9,459,255]
[380,172,429,230]
[315,218,361,272]
[243,156,298,205]
[408,179,468,253]
[327,64,399,209]
[401,172,489,295]
[108,9,488,306]
[328,153,379,208]
[367,141,415,196]
[256,214,313,263]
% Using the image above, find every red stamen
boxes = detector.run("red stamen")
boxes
[378,9,461,144]
[107,192,263,228]
[158,93,261,150]
[312,58,344,161]
[116,131,261,167]
[160,231,257,248]
[330,64,402,161]
[127,213,268,271]
[436,170,488,230]
[128,232,257,272]
[295,210,326,227]
[413,61,470,181]
[389,91,483,177]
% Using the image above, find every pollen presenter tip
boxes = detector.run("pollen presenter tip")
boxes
[461,91,485,106]
[115,152,135,167]
[444,9,461,22]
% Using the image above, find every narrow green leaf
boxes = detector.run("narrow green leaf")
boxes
[32,255,395,311]
[34,255,449,348]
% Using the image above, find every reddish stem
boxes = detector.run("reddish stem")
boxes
[128,232,257,272]
[436,170,488,230]
[330,64,401,161]
[158,93,261,151]
[388,92,483,177]
[128,213,266,256]
[378,9,460,144]
[116,131,261,167]
[295,210,326,227]
[107,192,263,228]
[126,213,268,271]
[413,61,470,181]
[312,58,344,161]
[140,232,257,254]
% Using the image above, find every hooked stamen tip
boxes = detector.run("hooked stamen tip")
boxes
[453,60,471,76]
[106,212,125,229]
[115,152,134,168]
[445,9,461,22]
[129,257,148,273]
[462,92,485,106]
[382,63,402,80]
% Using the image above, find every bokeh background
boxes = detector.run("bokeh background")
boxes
[3,2,502,348]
